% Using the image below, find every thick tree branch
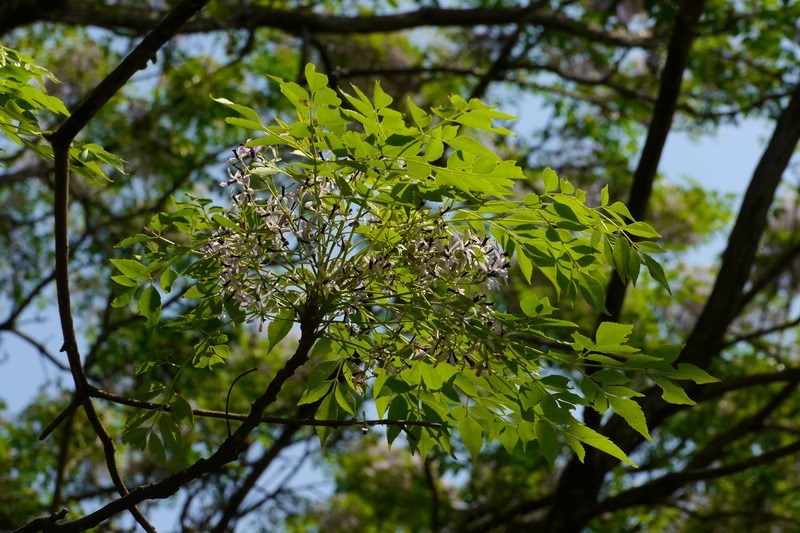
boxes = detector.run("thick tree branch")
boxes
[539,3,708,531]
[722,313,800,349]
[596,438,800,515]
[679,78,800,370]
[686,380,799,469]
[602,0,708,324]
[735,240,800,316]
[28,1,213,531]
[562,74,800,532]
[20,3,662,48]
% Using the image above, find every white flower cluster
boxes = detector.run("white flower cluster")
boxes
[202,144,293,321]
[202,144,511,365]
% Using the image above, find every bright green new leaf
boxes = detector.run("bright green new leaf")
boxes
[111,258,152,281]
[595,322,634,350]
[447,135,497,160]
[542,167,559,192]
[418,362,444,390]
[305,63,328,93]
[212,96,262,123]
[334,384,357,416]
[624,221,661,239]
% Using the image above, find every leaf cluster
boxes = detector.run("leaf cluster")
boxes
[109,64,710,469]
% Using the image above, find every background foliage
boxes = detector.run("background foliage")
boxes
[2,1,800,532]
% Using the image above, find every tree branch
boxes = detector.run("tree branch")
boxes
[27,3,661,48]
[602,0,708,324]
[88,386,441,429]
[40,308,320,532]
[32,1,213,531]
[596,439,800,515]
[210,403,319,533]
[679,78,800,371]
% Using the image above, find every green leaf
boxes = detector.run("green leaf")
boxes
[535,420,559,469]
[612,236,631,281]
[299,379,333,406]
[673,363,719,384]
[642,253,671,294]
[305,63,328,93]
[624,221,661,239]
[543,168,559,191]
[111,258,151,281]
[121,427,149,450]
[212,213,243,233]
[266,307,295,353]
[595,322,633,350]
[651,344,683,365]
[498,426,519,454]
[315,392,338,447]
[580,378,600,402]
[564,434,585,462]
[373,81,393,110]
[138,285,161,329]
[458,416,483,461]
[148,432,167,462]
[225,117,265,131]
[278,80,311,110]
[659,363,719,384]
[520,295,555,317]
[334,384,357,416]
[134,381,166,402]
[567,425,637,467]
[407,97,432,128]
[386,396,409,446]
[160,268,178,293]
[653,376,696,405]
[606,201,634,221]
[212,96,262,123]
[447,135,497,160]
[628,245,641,285]
[158,415,182,454]
[300,359,339,403]
[111,275,139,288]
[170,394,194,426]
[115,233,150,248]
[607,396,651,441]
[578,273,608,314]
[419,362,444,390]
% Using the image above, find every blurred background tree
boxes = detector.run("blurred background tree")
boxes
[2,0,800,531]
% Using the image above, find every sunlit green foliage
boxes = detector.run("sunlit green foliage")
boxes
[108,65,713,470]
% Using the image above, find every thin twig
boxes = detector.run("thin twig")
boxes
[89,386,442,429]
